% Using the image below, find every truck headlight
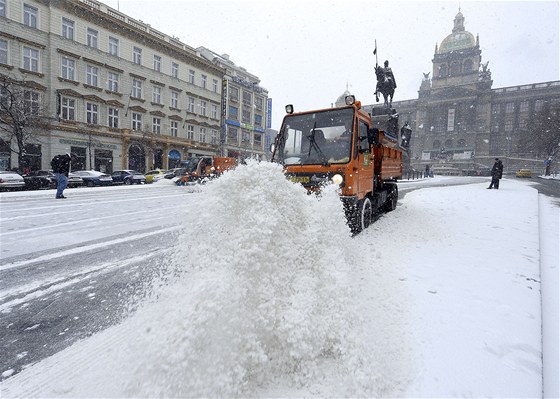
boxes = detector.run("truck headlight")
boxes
[331,174,344,185]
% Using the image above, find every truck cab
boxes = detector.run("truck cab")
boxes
[271,96,403,232]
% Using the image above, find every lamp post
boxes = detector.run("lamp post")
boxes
[505,136,512,174]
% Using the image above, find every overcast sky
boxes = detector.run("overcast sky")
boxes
[102,0,559,129]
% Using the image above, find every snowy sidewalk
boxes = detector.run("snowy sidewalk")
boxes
[364,179,546,397]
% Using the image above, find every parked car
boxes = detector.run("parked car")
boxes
[144,169,166,184]
[111,170,146,185]
[72,170,114,187]
[0,170,26,191]
[23,170,57,190]
[516,169,533,178]
[67,172,84,188]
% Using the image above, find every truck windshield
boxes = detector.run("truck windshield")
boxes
[179,158,200,173]
[276,108,354,165]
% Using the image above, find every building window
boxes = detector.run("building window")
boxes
[188,69,195,84]
[170,121,178,137]
[23,91,39,115]
[227,126,238,143]
[87,28,98,49]
[153,54,161,72]
[132,112,142,130]
[86,102,98,125]
[201,74,207,89]
[211,104,218,119]
[188,96,195,113]
[107,71,119,92]
[242,109,251,123]
[23,46,39,72]
[152,86,161,104]
[255,96,263,110]
[108,37,119,56]
[535,100,544,112]
[439,64,447,77]
[229,86,239,101]
[108,107,119,128]
[463,59,473,72]
[86,65,98,87]
[0,0,5,17]
[505,120,513,132]
[242,91,252,106]
[132,79,142,98]
[254,133,262,148]
[212,79,218,93]
[506,103,515,113]
[211,129,218,144]
[255,114,262,127]
[0,39,8,65]
[199,127,206,143]
[133,47,142,65]
[170,91,179,108]
[61,56,75,80]
[61,97,75,120]
[200,100,207,116]
[171,62,179,78]
[241,130,250,144]
[152,117,161,134]
[62,18,74,40]
[492,104,501,114]
[187,124,194,140]
[24,4,38,28]
[229,106,238,120]
[520,101,529,113]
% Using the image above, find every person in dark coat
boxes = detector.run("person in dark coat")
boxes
[51,153,74,199]
[487,158,503,189]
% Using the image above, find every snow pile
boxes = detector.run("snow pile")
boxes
[121,160,402,397]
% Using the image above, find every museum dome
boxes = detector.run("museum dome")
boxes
[439,10,476,53]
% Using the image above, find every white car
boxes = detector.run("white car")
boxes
[0,170,25,191]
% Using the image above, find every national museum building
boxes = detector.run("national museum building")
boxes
[365,10,560,175]
[0,0,269,173]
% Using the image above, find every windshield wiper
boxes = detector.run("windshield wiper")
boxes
[307,122,330,166]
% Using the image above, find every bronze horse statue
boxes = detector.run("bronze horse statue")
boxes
[374,64,396,109]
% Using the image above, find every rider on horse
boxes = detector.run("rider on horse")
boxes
[375,60,397,108]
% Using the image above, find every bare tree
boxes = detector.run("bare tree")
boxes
[521,104,560,175]
[0,74,48,170]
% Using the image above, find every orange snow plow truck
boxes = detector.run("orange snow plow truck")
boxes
[176,156,237,185]
[271,95,404,233]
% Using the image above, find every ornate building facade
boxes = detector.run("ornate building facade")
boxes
[365,10,560,175]
[0,0,267,173]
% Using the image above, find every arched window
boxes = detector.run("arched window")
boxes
[168,149,181,169]
[439,65,448,77]
[450,62,461,75]
[444,139,453,148]
[432,140,441,149]
[463,59,473,72]
[458,139,466,148]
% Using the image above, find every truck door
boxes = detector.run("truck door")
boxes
[356,119,374,197]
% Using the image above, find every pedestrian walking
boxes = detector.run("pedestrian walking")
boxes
[487,158,503,189]
[51,153,74,199]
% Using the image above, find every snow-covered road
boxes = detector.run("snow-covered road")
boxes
[0,163,558,397]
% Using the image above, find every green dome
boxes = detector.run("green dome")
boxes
[439,11,476,53]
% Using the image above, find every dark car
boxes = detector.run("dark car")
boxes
[111,170,146,185]
[73,170,114,187]
[23,170,56,190]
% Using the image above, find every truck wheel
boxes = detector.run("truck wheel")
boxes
[385,184,398,212]
[351,197,373,233]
